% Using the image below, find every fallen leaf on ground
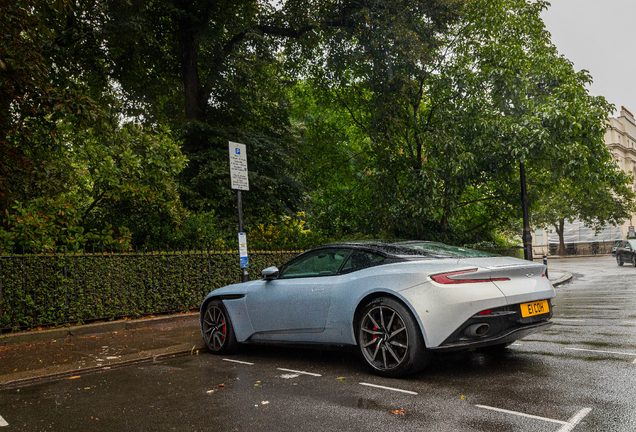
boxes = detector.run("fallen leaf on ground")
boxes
[219,383,225,387]
[335,377,346,380]
[261,401,269,405]
[69,376,80,380]
[391,409,406,415]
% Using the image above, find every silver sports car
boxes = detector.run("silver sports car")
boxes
[200,241,555,377]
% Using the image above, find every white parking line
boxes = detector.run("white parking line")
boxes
[359,383,418,395]
[0,414,8,427]
[476,405,592,431]
[557,408,592,432]
[277,368,322,377]
[222,359,254,365]
[565,347,636,357]
[475,405,567,425]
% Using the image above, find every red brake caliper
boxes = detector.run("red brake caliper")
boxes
[221,319,226,340]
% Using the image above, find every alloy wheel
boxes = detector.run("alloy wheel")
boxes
[202,305,227,351]
[359,305,409,371]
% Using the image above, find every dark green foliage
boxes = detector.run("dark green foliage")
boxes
[0,248,298,331]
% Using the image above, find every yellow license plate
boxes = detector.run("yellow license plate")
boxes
[520,300,549,318]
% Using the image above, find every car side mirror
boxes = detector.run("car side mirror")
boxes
[262,266,280,280]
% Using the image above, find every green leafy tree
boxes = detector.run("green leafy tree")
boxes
[0,1,192,250]
[93,0,464,227]
[286,0,465,238]
[0,121,188,251]
[293,0,631,245]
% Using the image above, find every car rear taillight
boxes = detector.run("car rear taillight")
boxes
[430,269,511,284]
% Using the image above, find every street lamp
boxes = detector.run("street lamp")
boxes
[520,162,533,261]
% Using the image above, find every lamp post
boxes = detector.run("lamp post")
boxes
[520,162,533,261]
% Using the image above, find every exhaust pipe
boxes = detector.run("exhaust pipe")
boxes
[464,323,490,338]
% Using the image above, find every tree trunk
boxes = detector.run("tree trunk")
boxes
[178,19,203,121]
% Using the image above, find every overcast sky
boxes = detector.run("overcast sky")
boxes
[540,0,636,117]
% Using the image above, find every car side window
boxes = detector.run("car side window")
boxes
[340,250,386,274]
[278,249,351,279]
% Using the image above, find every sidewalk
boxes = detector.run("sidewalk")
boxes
[0,268,572,389]
[0,313,205,389]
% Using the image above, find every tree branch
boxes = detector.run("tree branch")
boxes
[82,190,107,221]
[455,195,504,208]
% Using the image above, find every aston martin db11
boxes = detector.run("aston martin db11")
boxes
[200,241,555,377]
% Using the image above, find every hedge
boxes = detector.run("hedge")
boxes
[0,245,527,332]
[0,247,299,332]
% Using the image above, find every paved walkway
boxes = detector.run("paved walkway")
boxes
[0,313,204,389]
[0,266,571,389]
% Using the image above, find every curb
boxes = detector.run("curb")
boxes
[550,271,573,287]
[0,342,207,390]
[0,312,200,346]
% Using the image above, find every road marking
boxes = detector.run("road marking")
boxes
[475,405,567,425]
[556,408,592,432]
[277,368,322,377]
[222,359,254,365]
[632,358,636,364]
[565,347,636,357]
[0,414,7,427]
[359,383,418,395]
[476,405,592,431]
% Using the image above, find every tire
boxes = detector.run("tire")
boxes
[357,297,430,378]
[618,255,624,266]
[201,300,238,354]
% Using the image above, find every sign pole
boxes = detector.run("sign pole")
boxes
[237,190,244,233]
[229,141,250,283]
[236,190,249,282]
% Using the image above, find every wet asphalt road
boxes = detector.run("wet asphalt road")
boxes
[1,256,635,431]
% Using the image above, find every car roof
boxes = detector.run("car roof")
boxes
[311,240,495,259]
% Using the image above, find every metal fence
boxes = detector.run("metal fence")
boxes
[0,247,299,333]
[533,240,618,257]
